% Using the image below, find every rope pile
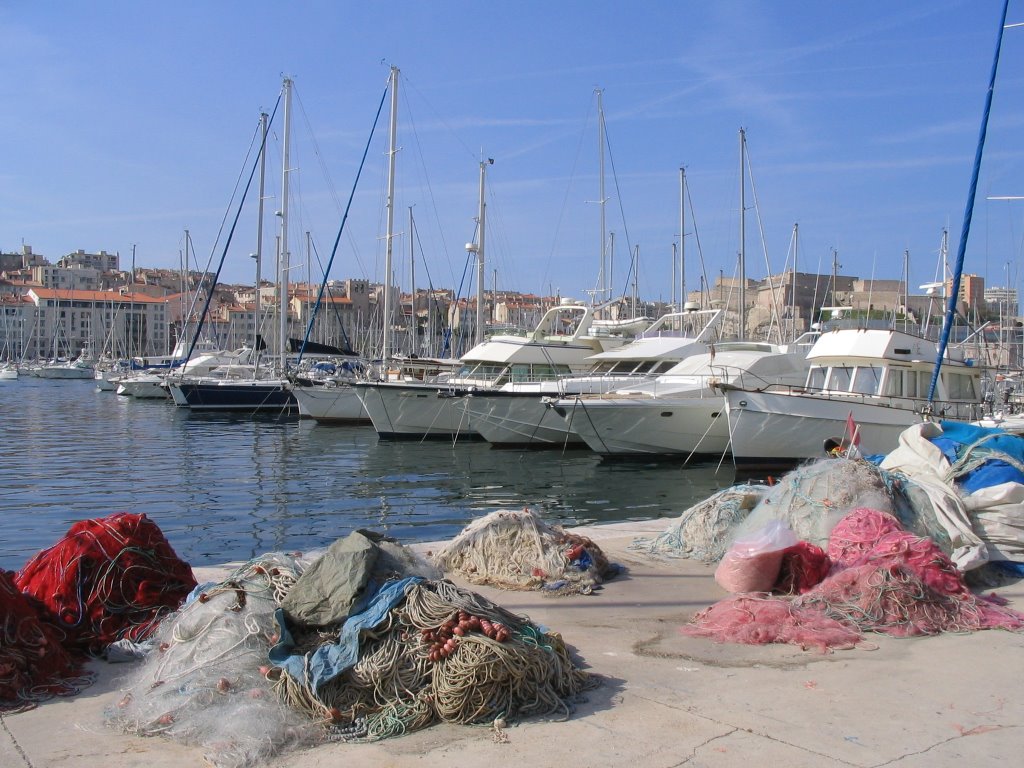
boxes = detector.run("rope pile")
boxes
[683,508,1024,652]
[0,569,93,712]
[16,512,197,654]
[432,508,615,594]
[276,578,597,742]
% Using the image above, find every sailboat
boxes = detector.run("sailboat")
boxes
[32,291,95,380]
[287,66,406,424]
[168,81,297,413]
[354,87,653,440]
[549,128,817,456]
[0,307,20,379]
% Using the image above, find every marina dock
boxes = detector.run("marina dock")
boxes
[3,519,1022,768]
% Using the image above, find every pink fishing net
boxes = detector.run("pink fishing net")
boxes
[683,508,1024,651]
[681,594,860,653]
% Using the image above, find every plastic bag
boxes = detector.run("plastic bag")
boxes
[714,520,798,593]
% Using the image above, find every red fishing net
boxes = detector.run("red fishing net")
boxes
[0,570,89,711]
[15,512,197,655]
[684,508,1024,651]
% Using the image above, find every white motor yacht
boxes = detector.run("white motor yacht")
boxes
[719,327,986,467]
[551,336,816,457]
[459,308,725,447]
[353,301,649,440]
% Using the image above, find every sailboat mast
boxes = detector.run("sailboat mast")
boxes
[278,77,293,372]
[408,206,416,356]
[679,166,686,310]
[597,89,607,305]
[739,128,746,339]
[791,223,799,339]
[475,159,488,346]
[130,243,137,357]
[928,0,1009,403]
[254,111,267,357]
[382,66,399,364]
[182,230,190,352]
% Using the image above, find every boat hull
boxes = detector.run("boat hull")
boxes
[558,392,730,456]
[117,375,170,399]
[723,389,928,466]
[291,383,369,423]
[353,382,480,439]
[169,380,296,412]
[35,365,95,380]
[460,391,584,447]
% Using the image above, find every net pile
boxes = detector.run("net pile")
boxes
[683,508,1024,652]
[0,569,93,712]
[109,554,320,768]
[110,536,596,765]
[275,578,598,742]
[432,508,614,594]
[16,512,197,655]
[631,484,765,562]
[634,459,971,569]
[733,459,897,548]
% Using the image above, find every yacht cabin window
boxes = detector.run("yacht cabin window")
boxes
[851,366,883,395]
[946,372,977,400]
[827,366,853,392]
[806,366,827,391]
[886,372,903,397]
[509,363,572,382]
[457,362,506,382]
[905,370,919,398]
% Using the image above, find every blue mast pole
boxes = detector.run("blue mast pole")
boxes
[928,0,1010,404]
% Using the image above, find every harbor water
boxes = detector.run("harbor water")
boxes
[0,378,737,571]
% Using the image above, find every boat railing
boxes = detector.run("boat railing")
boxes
[723,381,987,421]
[708,364,799,393]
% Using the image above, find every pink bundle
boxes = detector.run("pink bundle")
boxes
[682,594,860,653]
[685,508,1024,651]
[714,521,797,593]
[828,509,968,598]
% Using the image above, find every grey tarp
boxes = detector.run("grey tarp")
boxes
[281,530,382,628]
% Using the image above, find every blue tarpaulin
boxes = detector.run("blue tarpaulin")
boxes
[933,421,1024,494]
[269,576,421,691]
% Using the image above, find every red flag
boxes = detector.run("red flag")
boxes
[846,412,861,447]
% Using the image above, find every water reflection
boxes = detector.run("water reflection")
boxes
[0,379,736,570]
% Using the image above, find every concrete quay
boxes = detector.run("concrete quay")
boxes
[2,519,1022,767]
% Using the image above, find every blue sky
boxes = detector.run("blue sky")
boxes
[2,1,1022,306]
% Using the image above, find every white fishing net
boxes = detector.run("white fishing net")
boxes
[107,553,321,768]
[630,484,767,563]
[731,459,897,548]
